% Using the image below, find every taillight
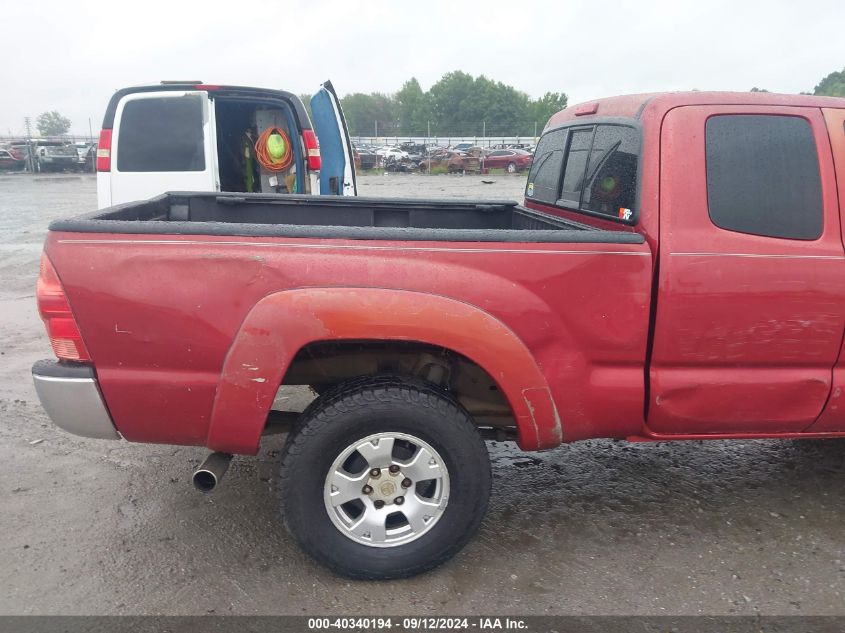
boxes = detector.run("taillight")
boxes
[36,254,91,362]
[96,129,112,172]
[302,129,321,171]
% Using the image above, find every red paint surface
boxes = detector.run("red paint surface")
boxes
[46,235,650,453]
[207,289,561,454]
[43,92,845,453]
[808,107,845,433]
[649,105,845,434]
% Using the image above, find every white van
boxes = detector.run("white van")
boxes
[96,81,356,208]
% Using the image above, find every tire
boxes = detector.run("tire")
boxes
[278,376,491,579]
[506,162,517,174]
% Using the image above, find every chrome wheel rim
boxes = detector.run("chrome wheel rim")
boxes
[323,432,450,547]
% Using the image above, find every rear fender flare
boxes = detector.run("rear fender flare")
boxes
[206,288,561,454]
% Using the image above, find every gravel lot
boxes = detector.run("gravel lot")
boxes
[1,173,843,615]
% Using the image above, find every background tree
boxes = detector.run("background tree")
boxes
[528,92,568,135]
[426,71,477,135]
[340,92,397,136]
[395,78,427,136]
[424,71,546,137]
[36,111,71,136]
[330,71,570,137]
[475,76,531,136]
[813,68,845,97]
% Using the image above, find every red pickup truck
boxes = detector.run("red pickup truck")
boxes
[33,92,845,579]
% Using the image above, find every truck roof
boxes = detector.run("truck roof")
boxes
[546,91,845,130]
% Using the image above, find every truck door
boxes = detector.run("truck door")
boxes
[648,105,845,435]
[108,90,217,207]
[310,81,357,195]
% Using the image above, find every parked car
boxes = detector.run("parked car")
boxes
[0,149,25,170]
[450,142,474,152]
[399,142,427,154]
[398,143,427,165]
[74,142,96,169]
[383,155,414,172]
[353,147,378,170]
[8,143,29,161]
[375,146,409,161]
[418,150,466,172]
[33,91,845,581]
[34,142,79,172]
[483,148,533,173]
[94,80,355,208]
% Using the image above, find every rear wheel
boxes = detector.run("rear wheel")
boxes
[506,161,517,174]
[279,376,491,579]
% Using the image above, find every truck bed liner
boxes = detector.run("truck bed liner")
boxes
[50,192,644,244]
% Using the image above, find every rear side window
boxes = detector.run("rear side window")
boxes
[705,115,822,240]
[525,129,566,204]
[559,129,593,208]
[527,124,640,222]
[580,126,639,220]
[117,95,205,172]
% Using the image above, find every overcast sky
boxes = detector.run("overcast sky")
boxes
[2,0,844,135]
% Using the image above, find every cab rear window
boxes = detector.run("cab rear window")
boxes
[526,123,640,222]
[117,95,205,172]
[524,129,566,203]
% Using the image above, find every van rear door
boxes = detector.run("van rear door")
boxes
[310,81,357,195]
[108,90,217,206]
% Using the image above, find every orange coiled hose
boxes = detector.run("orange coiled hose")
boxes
[254,126,294,172]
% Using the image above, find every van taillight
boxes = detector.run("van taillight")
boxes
[303,129,321,171]
[96,129,112,172]
[36,254,91,362]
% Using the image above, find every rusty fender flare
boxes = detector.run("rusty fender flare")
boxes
[206,288,561,454]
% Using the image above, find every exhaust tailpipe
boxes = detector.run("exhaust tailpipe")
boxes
[192,452,233,493]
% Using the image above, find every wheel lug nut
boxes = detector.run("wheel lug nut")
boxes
[395,496,404,505]
[401,478,412,488]
[374,500,385,509]
[362,485,373,494]
[388,464,400,474]
[370,468,380,477]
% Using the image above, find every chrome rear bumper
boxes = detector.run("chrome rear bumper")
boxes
[32,360,120,440]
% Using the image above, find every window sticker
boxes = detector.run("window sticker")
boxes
[618,207,632,220]
[527,182,535,197]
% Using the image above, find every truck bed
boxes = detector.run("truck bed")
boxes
[49,192,644,244]
[43,190,652,453]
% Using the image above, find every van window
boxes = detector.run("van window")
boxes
[525,128,566,204]
[705,115,822,240]
[117,95,205,172]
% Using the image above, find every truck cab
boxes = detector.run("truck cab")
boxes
[524,92,845,438]
[96,81,356,208]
